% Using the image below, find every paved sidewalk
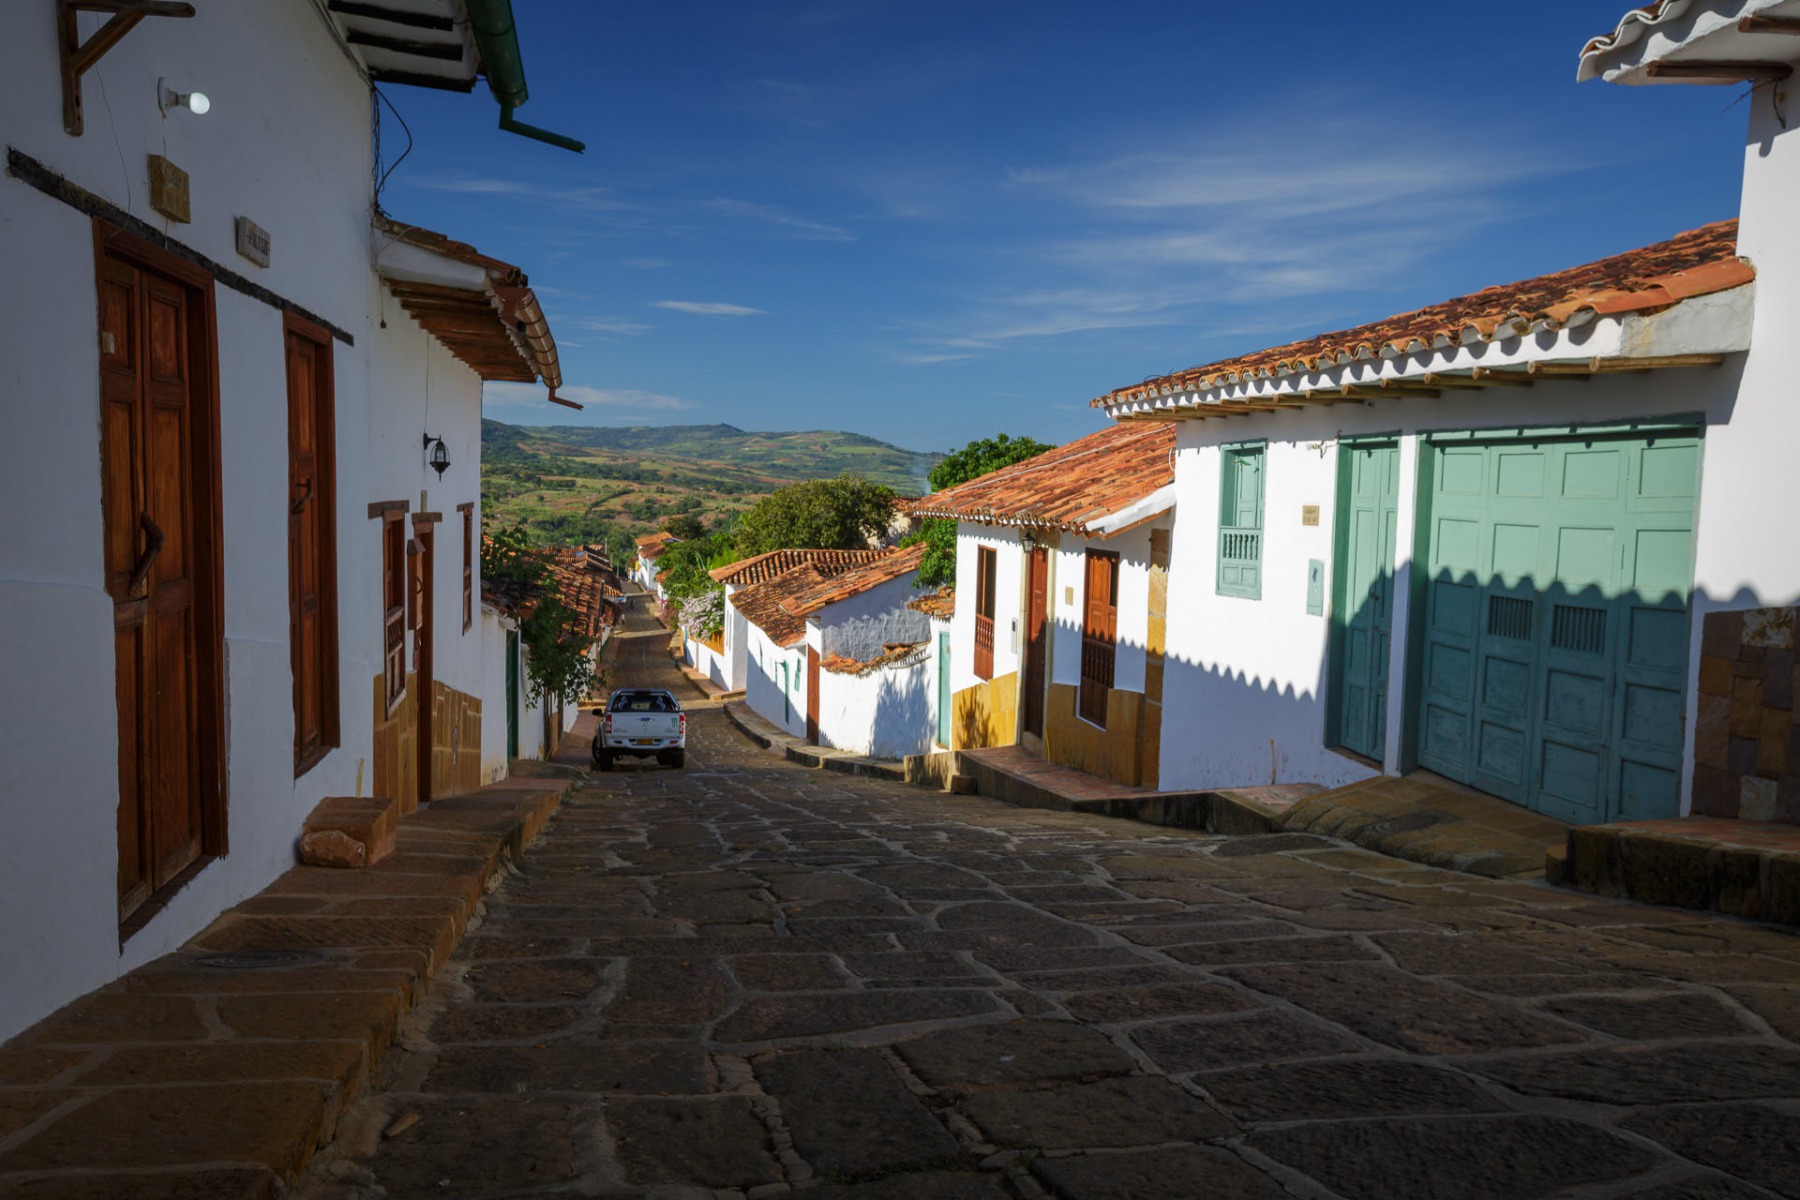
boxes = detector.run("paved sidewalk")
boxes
[0,776,572,1198]
[291,601,1800,1200]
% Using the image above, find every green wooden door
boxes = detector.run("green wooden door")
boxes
[936,631,951,746]
[505,628,520,760]
[1333,442,1399,761]
[1416,432,1699,823]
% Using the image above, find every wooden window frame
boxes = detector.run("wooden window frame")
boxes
[1079,549,1119,727]
[973,545,998,681]
[286,312,340,777]
[1217,441,1266,601]
[371,502,409,714]
[458,502,474,634]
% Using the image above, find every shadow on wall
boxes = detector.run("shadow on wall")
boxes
[867,659,933,760]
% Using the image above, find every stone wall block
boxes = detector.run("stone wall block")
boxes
[1741,777,1779,823]
[1731,677,1766,739]
[1689,763,1739,818]
[1619,835,1713,909]
[1743,607,1797,651]
[1698,655,1732,697]
[1763,650,1796,711]
[1694,694,1732,770]
[1701,609,1745,659]
[1730,736,1760,777]
[1567,828,1623,895]
[1758,710,1791,779]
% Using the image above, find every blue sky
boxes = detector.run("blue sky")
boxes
[378,2,1751,453]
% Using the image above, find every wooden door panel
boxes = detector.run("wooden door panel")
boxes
[150,611,200,886]
[115,621,147,913]
[806,645,820,743]
[1023,547,1048,737]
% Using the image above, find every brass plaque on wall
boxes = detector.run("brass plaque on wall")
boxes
[1301,505,1320,526]
[148,155,190,223]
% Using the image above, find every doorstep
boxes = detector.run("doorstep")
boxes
[1555,816,1800,926]
[724,701,907,782]
[0,774,573,1199]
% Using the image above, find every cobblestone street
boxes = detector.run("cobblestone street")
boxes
[299,605,1800,1200]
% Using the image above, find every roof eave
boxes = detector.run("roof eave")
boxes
[1579,0,1800,83]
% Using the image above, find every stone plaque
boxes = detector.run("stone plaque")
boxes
[147,155,190,223]
[235,216,271,267]
[1301,505,1320,526]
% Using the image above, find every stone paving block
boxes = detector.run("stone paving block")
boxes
[67,1040,367,1091]
[364,1095,580,1196]
[714,989,1001,1044]
[1030,1145,1289,1200]
[961,1075,1235,1149]
[1112,919,1300,947]
[757,1048,960,1178]
[1223,963,1587,1054]
[1163,935,1380,967]
[0,1046,86,1087]
[971,946,1151,973]
[604,1096,782,1187]
[1060,981,1263,1025]
[1620,1104,1800,1199]
[422,1040,713,1094]
[214,990,401,1050]
[4,1167,284,1200]
[19,993,208,1045]
[605,957,735,1024]
[1536,992,1751,1040]
[0,1089,81,1140]
[809,1171,1013,1199]
[726,953,852,991]
[1130,1013,1362,1073]
[1251,1115,1663,1200]
[1201,1058,1506,1122]
[0,1082,332,1177]
[1628,1175,1793,1200]
[896,1019,1136,1089]
[428,1003,582,1042]
[299,795,398,868]
[1370,932,1579,976]
[1725,984,1800,1040]
[1474,1041,1800,1104]
[1010,965,1195,992]
[463,957,607,1003]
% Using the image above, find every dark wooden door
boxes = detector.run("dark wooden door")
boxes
[99,243,219,922]
[1079,551,1118,727]
[1022,546,1049,737]
[806,645,820,743]
[412,525,435,807]
[286,317,337,773]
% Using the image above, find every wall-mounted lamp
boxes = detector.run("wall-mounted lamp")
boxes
[423,433,451,479]
[158,78,210,117]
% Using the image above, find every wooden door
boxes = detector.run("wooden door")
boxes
[505,628,520,759]
[1079,551,1118,726]
[412,525,435,806]
[286,316,337,774]
[98,235,223,923]
[1022,546,1049,737]
[806,645,820,743]
[1332,443,1399,761]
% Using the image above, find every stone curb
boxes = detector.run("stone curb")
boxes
[1559,822,1800,926]
[0,774,574,1198]
[722,701,907,782]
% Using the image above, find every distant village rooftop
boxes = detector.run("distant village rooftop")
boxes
[1095,221,1754,422]
[636,531,680,561]
[911,422,1175,537]
[734,544,926,648]
[710,547,890,586]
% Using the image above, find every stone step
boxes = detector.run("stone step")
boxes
[299,795,400,868]
[1558,817,1800,926]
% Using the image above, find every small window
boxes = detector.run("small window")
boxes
[459,503,474,634]
[973,545,998,680]
[382,513,406,712]
[1218,443,1265,600]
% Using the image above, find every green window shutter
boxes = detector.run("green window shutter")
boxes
[1218,444,1264,599]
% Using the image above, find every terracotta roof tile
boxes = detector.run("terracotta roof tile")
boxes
[636,531,680,561]
[1095,221,1751,408]
[733,545,927,647]
[911,422,1174,531]
[821,641,929,676]
[710,547,890,586]
[907,586,955,621]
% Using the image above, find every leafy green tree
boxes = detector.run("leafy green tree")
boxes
[481,524,602,703]
[906,433,1054,586]
[664,511,707,542]
[732,474,896,558]
[655,532,738,639]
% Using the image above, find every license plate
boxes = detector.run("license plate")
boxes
[633,738,658,746]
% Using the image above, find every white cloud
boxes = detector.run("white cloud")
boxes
[573,317,653,335]
[652,300,767,317]
[484,382,695,411]
[894,351,975,365]
[703,198,854,241]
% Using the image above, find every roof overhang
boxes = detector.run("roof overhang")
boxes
[324,0,480,93]
[1099,285,1754,423]
[373,215,568,403]
[1579,0,1800,85]
[1087,486,1176,541]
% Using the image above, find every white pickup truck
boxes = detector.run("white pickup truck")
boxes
[593,688,686,771]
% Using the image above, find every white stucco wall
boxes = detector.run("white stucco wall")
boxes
[684,630,729,689]
[0,2,493,1041]
[1157,365,1747,798]
[744,624,808,739]
[951,525,1024,692]
[724,584,750,691]
[816,574,933,661]
[815,651,935,760]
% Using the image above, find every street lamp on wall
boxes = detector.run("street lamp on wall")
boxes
[423,433,451,479]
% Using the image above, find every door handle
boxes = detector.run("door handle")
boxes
[127,512,164,598]
[290,478,313,514]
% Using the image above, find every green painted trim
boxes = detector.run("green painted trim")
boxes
[1423,416,1704,443]
[1397,443,1434,775]
[1216,442,1265,600]
[1323,443,1356,746]
[464,0,586,152]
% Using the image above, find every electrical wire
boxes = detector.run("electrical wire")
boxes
[373,85,414,204]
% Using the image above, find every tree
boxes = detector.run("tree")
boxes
[656,532,738,639]
[907,433,1054,586]
[481,523,603,703]
[664,511,707,542]
[732,474,896,558]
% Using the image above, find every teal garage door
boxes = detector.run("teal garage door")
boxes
[1416,431,1700,824]
[1333,442,1400,762]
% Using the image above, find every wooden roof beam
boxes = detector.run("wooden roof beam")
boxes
[1644,58,1793,85]
[1739,15,1800,37]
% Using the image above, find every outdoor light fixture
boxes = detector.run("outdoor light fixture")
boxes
[424,433,451,479]
[157,78,210,117]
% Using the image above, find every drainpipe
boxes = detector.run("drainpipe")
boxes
[463,0,586,153]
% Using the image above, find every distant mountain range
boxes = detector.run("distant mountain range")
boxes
[480,420,942,559]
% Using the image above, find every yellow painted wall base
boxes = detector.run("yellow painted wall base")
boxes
[372,674,483,811]
[1045,682,1145,787]
[952,672,1018,751]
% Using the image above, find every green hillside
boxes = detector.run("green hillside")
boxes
[480,420,941,562]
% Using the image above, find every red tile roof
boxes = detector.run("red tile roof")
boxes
[1580,2,1675,61]
[910,422,1175,531]
[907,586,955,621]
[732,545,927,647]
[1094,221,1751,409]
[710,547,890,586]
[636,531,680,562]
